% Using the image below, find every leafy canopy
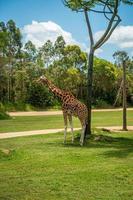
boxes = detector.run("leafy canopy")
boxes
[63,0,133,11]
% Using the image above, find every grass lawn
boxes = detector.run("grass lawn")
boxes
[0,130,133,200]
[0,110,133,133]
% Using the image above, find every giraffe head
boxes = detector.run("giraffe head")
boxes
[37,75,49,85]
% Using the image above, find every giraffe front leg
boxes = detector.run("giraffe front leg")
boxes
[63,111,68,144]
[68,114,74,143]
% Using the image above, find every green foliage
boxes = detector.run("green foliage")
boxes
[95,99,112,108]
[0,103,10,120]
[14,69,29,103]
[64,0,99,11]
[113,50,129,66]
[113,51,133,106]
[1,102,35,112]
[24,40,37,61]
[54,35,66,58]
[27,82,56,108]
[39,40,54,67]
[93,57,118,104]
[6,19,22,57]
[0,19,133,110]
[64,0,133,11]
[0,111,10,120]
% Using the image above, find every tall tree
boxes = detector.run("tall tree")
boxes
[6,20,22,102]
[113,51,129,130]
[24,40,37,62]
[63,0,133,136]
[54,35,66,60]
[39,40,54,67]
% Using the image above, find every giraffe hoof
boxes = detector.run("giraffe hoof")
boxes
[80,142,83,146]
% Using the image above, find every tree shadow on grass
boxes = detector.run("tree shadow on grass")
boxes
[90,135,133,158]
[40,130,133,158]
[53,132,133,158]
[85,133,133,158]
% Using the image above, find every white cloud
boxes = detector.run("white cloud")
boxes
[94,25,133,49]
[95,48,103,56]
[22,20,79,48]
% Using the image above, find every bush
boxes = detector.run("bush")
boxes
[0,111,11,120]
[0,102,11,120]
[94,99,112,109]
[27,82,57,108]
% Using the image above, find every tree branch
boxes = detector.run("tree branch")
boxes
[88,8,112,14]
[103,0,113,21]
[99,0,115,7]
[95,16,121,49]
[94,0,119,50]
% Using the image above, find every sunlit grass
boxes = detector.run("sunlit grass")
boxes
[0,110,132,133]
[0,130,133,200]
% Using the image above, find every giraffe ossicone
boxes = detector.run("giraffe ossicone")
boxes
[38,75,88,146]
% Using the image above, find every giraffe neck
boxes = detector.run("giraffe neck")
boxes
[46,80,64,100]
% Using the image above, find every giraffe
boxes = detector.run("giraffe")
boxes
[38,75,88,146]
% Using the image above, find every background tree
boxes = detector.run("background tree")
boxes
[113,51,129,130]
[54,35,66,60]
[6,20,22,102]
[24,40,37,62]
[63,0,133,136]
[39,40,54,67]
[0,20,133,112]
[93,57,118,106]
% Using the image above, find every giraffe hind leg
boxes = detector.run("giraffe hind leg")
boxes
[63,111,68,144]
[68,114,74,143]
[80,125,85,146]
[79,119,86,146]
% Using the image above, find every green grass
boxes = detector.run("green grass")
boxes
[0,130,133,200]
[0,110,132,133]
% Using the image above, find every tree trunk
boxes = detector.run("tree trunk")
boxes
[122,61,127,131]
[85,49,94,137]
[7,68,10,102]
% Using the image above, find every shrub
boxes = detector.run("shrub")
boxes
[0,111,11,120]
[95,99,112,109]
[27,82,57,108]
[0,102,11,120]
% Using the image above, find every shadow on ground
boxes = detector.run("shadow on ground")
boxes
[45,131,133,159]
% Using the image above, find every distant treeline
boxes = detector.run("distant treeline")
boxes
[0,20,133,111]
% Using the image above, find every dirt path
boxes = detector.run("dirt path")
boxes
[0,128,81,139]
[0,126,133,139]
[8,111,62,116]
[8,108,133,116]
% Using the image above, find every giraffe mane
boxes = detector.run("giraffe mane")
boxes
[39,76,75,98]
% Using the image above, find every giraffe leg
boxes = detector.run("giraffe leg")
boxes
[68,114,74,143]
[80,125,85,146]
[63,111,68,144]
[79,119,86,146]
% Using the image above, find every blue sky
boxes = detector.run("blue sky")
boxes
[0,0,133,62]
